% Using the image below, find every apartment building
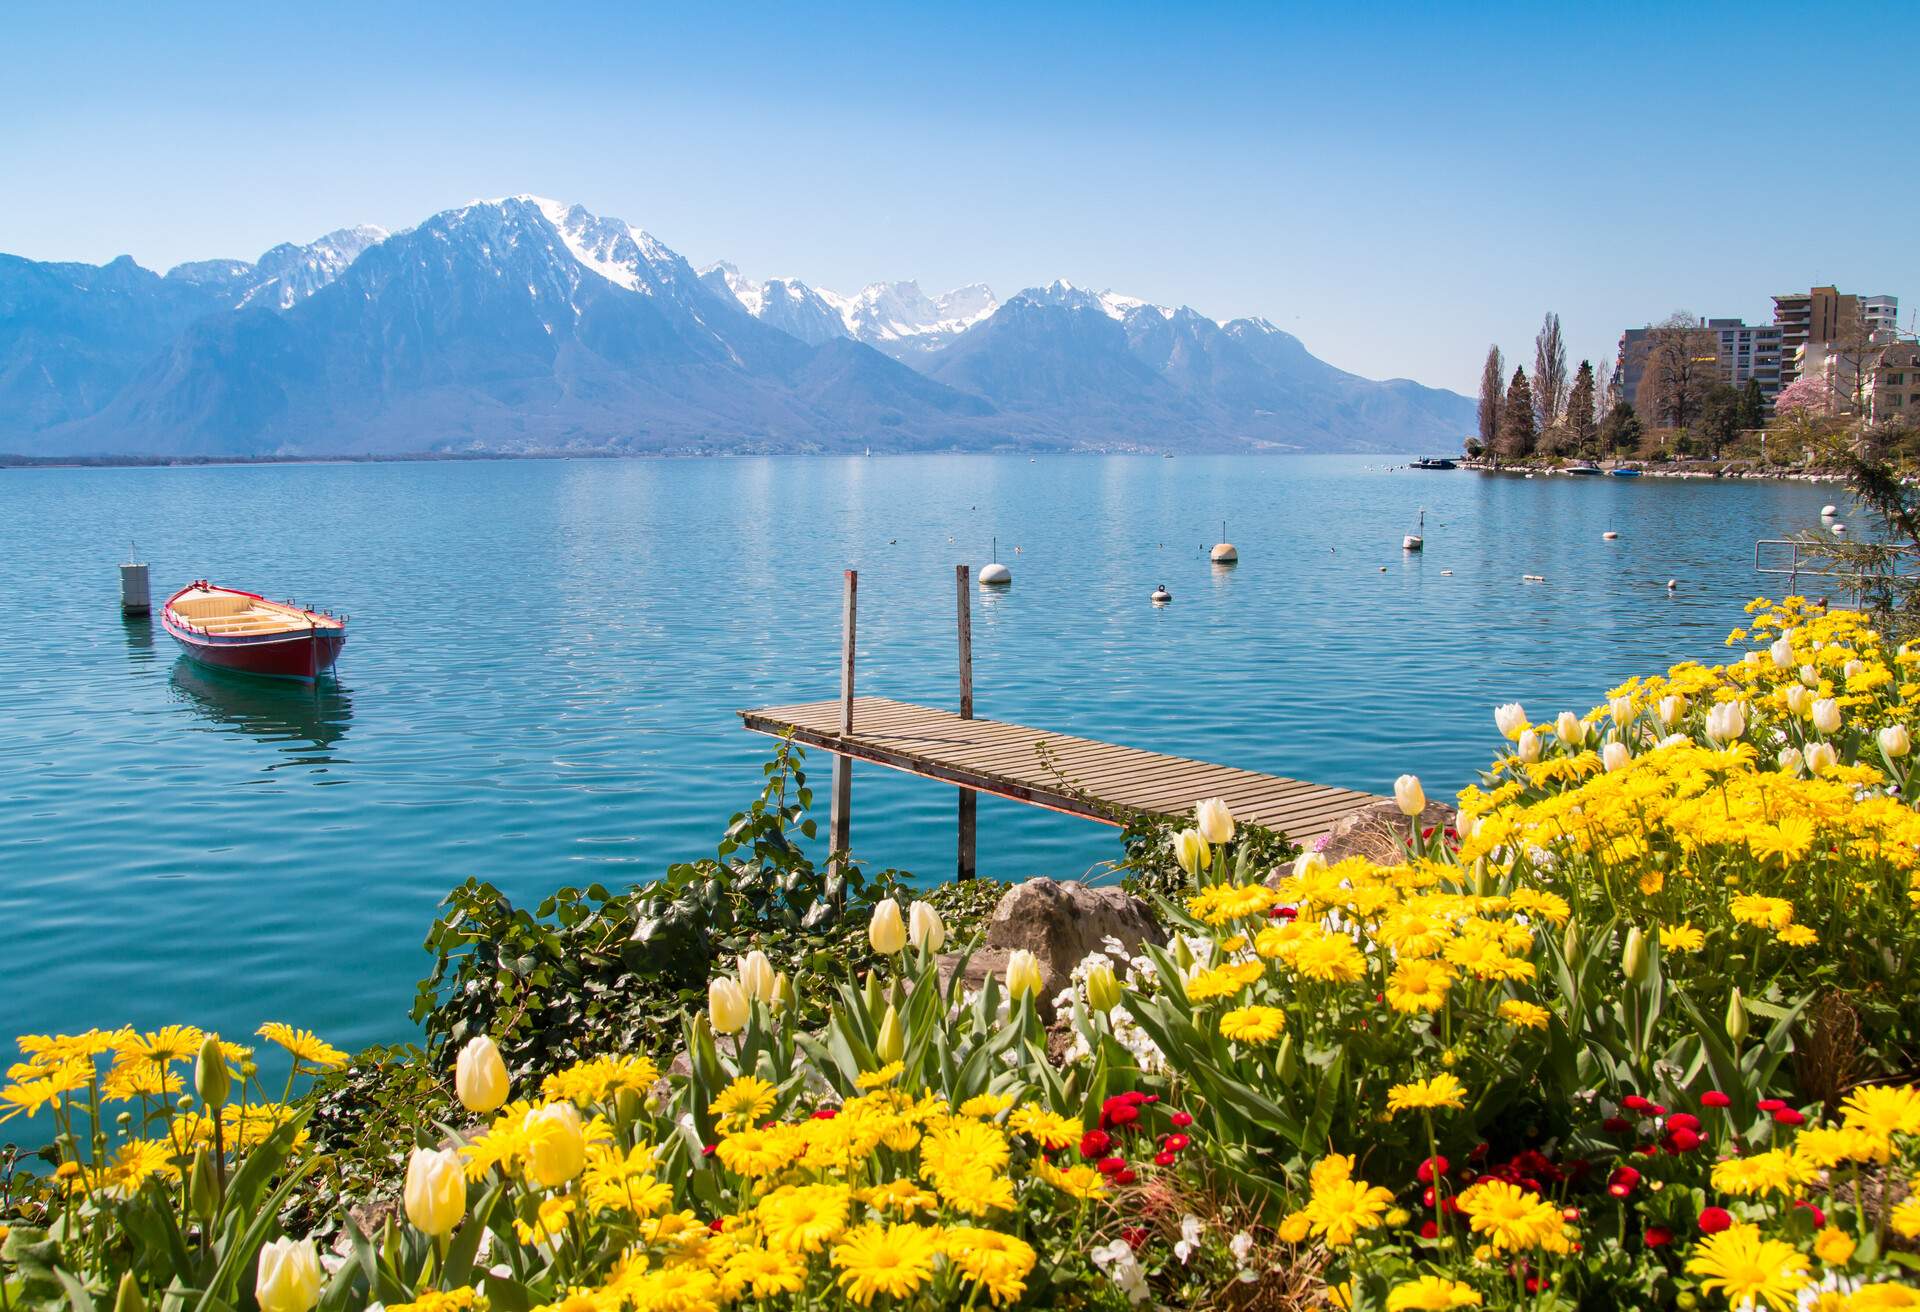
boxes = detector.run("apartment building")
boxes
[1773,286,1900,384]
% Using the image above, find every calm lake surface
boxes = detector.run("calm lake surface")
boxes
[0,455,1843,1050]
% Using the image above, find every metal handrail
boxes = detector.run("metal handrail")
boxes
[1754,538,1920,592]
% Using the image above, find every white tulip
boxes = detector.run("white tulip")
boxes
[455,1035,509,1115]
[1292,849,1326,878]
[737,950,777,1003]
[1784,684,1811,716]
[255,1238,322,1312]
[1194,798,1235,844]
[1805,742,1839,774]
[707,976,750,1035]
[1705,702,1747,744]
[404,1146,467,1237]
[1493,703,1528,740]
[1800,663,1820,688]
[1609,696,1633,726]
[908,900,946,951]
[1845,659,1865,681]
[868,900,908,955]
[1742,652,1762,672]
[1880,724,1911,759]
[1172,828,1209,876]
[1812,698,1842,735]
[1658,695,1685,727]
[1769,637,1793,669]
[1554,711,1585,747]
[1658,733,1691,750]
[1777,745,1805,775]
[1517,729,1542,764]
[1393,774,1426,817]
[1602,741,1630,773]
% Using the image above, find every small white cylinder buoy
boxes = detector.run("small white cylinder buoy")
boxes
[120,561,151,614]
[1402,535,1423,551]
[1440,569,1453,576]
[1831,523,1847,536]
[1603,531,1619,540]
[1151,585,1171,604]
[1822,504,1838,517]
[1523,574,1546,582]
[1210,543,1238,564]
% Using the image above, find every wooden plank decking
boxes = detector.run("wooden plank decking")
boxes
[740,696,1383,846]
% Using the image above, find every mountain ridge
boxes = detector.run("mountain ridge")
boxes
[0,196,1472,457]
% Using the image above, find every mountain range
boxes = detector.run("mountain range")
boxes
[0,196,1472,458]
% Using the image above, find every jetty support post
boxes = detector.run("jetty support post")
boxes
[829,570,856,874]
[956,564,975,880]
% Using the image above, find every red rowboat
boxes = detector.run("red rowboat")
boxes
[162,581,347,681]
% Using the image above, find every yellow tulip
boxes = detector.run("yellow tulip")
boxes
[1172,828,1209,876]
[876,1004,905,1062]
[255,1238,322,1312]
[1085,960,1123,1013]
[868,900,908,955]
[1195,798,1235,844]
[522,1103,586,1188]
[708,976,750,1035]
[1005,949,1043,1000]
[737,950,777,1003]
[908,900,946,951]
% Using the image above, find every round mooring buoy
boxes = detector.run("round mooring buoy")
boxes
[980,561,1012,586]
[1210,543,1238,564]
[1667,579,1679,591]
[1603,531,1619,540]
[1822,504,1838,517]
[1832,523,1848,536]
[1151,584,1171,604]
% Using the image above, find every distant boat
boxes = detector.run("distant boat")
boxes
[1566,464,1603,476]
[1610,468,1643,479]
[864,446,871,457]
[163,581,346,681]
[1162,452,1174,459]
[1410,457,1457,471]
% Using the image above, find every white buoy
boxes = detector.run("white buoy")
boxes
[1403,507,1425,551]
[1151,584,1171,604]
[1523,574,1546,582]
[1667,579,1678,591]
[979,536,1012,586]
[1831,523,1847,535]
[1210,520,1237,564]
[1603,531,1619,540]
[120,559,151,614]
[1440,569,1453,576]
[1822,504,1838,517]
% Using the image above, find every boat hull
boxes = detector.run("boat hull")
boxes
[164,616,345,680]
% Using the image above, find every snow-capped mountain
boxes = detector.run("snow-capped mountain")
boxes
[0,195,1473,457]
[238,225,390,310]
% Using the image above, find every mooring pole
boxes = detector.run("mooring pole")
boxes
[955,564,975,880]
[830,569,857,873]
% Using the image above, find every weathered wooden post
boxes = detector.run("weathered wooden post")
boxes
[955,564,975,880]
[829,569,856,872]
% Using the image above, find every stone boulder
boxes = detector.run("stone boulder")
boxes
[938,878,1164,1012]
[1279,799,1457,875]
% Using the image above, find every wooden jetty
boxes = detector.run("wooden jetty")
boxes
[739,568,1384,877]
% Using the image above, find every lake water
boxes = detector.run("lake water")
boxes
[0,456,1842,1052]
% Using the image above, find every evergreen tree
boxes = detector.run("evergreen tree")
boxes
[1566,361,1597,458]
[1739,378,1767,431]
[1600,401,1642,455]
[1477,345,1505,449]
[1498,366,1537,460]
[1533,312,1568,431]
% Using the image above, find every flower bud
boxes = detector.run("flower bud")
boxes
[1276,1033,1297,1082]
[1561,921,1581,967]
[1554,712,1585,747]
[1085,960,1122,1014]
[1517,729,1542,764]
[1195,798,1235,844]
[1494,702,1527,740]
[1005,949,1043,1000]
[255,1237,322,1312]
[1725,988,1748,1045]
[1602,741,1630,773]
[1173,936,1196,971]
[455,1035,509,1114]
[776,971,797,1014]
[1622,927,1649,985]
[1811,698,1841,735]
[1172,828,1209,876]
[403,1146,466,1237]
[876,1004,905,1063]
[868,900,908,955]
[190,1148,218,1222]
[1393,774,1426,817]
[707,976,750,1036]
[1880,724,1911,759]
[862,969,886,1020]
[908,901,946,952]
[521,1102,586,1188]
[1609,696,1632,727]
[737,950,776,1003]
[194,1035,231,1110]
[115,1272,146,1312]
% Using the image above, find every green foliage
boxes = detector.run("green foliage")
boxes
[1111,812,1297,902]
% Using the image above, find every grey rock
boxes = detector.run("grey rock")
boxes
[937,878,1163,1011]
[1281,799,1456,874]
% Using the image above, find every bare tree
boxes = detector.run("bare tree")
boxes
[1635,312,1718,432]
[1477,345,1505,450]
[1533,312,1568,431]
[1596,358,1619,421]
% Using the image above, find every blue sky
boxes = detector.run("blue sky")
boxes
[3,1,1915,393]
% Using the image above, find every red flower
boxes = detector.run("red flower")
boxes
[1607,1166,1641,1198]
[1121,1226,1149,1250]
[1560,1207,1581,1222]
[1081,1129,1112,1159]
[1170,1110,1194,1129]
[1116,1169,1138,1184]
[1665,1127,1703,1154]
[1697,1207,1733,1234]
[701,1144,716,1157]
[811,1107,839,1120]
[1097,1156,1127,1176]
[1163,1133,1191,1152]
[1773,1108,1806,1127]
[1700,1091,1731,1108]
[1602,1116,1631,1133]
[1757,1098,1787,1113]
[1419,1220,1439,1239]
[1667,1112,1702,1133]
[1104,1104,1140,1129]
[1153,1151,1176,1167]
[1416,1155,1449,1183]
[1621,1095,1654,1113]
[1793,1200,1826,1226]
[1635,1143,1659,1156]
[1468,1142,1490,1160]
[1270,905,1299,920]
[1421,1186,1436,1207]
[1644,1226,1673,1248]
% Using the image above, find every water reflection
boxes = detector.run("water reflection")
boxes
[122,613,155,664]
[169,660,352,766]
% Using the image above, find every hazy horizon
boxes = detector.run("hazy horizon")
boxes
[4,0,1916,395]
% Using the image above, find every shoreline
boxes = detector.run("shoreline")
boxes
[1457,457,1847,485]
